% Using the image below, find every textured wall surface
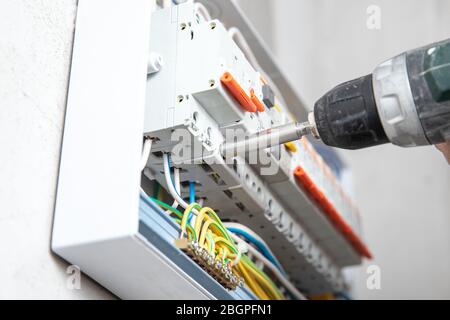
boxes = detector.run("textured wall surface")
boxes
[0,0,113,299]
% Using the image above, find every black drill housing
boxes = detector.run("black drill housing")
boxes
[314,74,389,150]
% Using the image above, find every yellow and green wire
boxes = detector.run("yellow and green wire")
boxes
[150,197,197,240]
[149,194,284,300]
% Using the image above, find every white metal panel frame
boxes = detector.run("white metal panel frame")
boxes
[52,0,215,299]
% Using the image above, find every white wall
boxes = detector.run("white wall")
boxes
[0,0,112,299]
[240,0,450,299]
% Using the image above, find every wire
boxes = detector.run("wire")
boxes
[233,240,247,267]
[237,261,269,300]
[163,153,191,210]
[140,138,152,171]
[242,256,283,299]
[227,226,285,275]
[181,203,201,238]
[160,153,291,300]
[150,196,183,219]
[224,223,286,275]
[140,190,197,240]
[189,181,195,204]
[224,222,266,244]
[150,188,285,299]
[185,181,195,223]
[165,167,181,214]
[231,233,306,300]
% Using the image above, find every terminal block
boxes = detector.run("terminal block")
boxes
[174,238,244,291]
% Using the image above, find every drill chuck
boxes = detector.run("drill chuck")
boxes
[312,38,450,150]
[313,74,389,150]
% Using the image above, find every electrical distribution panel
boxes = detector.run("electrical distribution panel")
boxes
[142,2,371,297]
[53,0,371,300]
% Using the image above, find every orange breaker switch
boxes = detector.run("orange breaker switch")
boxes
[250,89,266,112]
[221,72,257,113]
[294,166,372,259]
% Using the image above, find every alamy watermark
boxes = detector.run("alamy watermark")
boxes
[66,265,81,290]
[366,5,381,30]
[169,127,281,176]
[366,264,381,290]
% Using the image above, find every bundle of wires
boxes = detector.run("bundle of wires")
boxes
[148,196,284,299]
[188,203,283,300]
[150,198,284,300]
[146,153,285,300]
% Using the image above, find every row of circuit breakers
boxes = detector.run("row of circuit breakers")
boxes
[141,2,371,298]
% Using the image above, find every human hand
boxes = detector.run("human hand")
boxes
[436,142,450,165]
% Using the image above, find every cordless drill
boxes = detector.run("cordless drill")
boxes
[221,38,450,155]
[311,38,450,150]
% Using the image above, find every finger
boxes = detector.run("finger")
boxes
[435,142,450,165]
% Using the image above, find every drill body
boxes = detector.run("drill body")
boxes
[313,38,450,150]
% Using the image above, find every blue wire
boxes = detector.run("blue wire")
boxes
[189,181,195,203]
[188,181,196,223]
[227,227,287,275]
[167,155,175,189]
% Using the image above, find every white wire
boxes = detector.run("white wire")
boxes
[233,240,248,267]
[163,153,189,209]
[223,222,278,260]
[140,138,153,171]
[165,167,180,214]
[194,2,212,21]
[163,153,200,239]
[255,260,264,270]
[224,222,287,277]
[230,233,306,300]
[223,222,266,244]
